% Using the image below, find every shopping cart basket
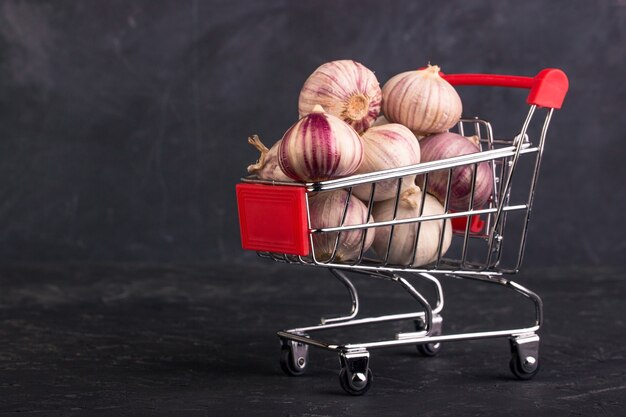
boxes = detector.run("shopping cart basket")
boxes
[236,68,568,395]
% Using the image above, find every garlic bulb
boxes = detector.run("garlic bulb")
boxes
[352,124,421,202]
[382,65,462,135]
[309,190,375,262]
[299,60,382,134]
[246,135,291,181]
[417,132,493,210]
[372,187,452,267]
[278,105,364,182]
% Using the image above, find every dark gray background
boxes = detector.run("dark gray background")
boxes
[0,0,624,266]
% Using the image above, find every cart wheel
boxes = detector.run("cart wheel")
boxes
[280,345,308,376]
[414,314,443,357]
[417,341,441,357]
[509,334,540,380]
[509,352,540,380]
[339,367,373,396]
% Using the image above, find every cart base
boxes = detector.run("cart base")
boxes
[275,269,543,395]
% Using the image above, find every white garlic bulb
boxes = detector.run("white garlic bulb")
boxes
[382,65,462,135]
[352,123,421,202]
[372,187,452,267]
[309,190,375,262]
[299,60,381,134]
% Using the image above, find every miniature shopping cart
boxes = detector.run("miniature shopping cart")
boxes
[236,69,568,395]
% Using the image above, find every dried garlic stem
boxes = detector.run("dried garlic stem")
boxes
[422,64,441,76]
[467,135,481,147]
[400,186,422,209]
[247,135,269,173]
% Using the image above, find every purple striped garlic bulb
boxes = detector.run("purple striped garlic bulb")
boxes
[309,190,374,262]
[298,60,382,134]
[417,132,494,210]
[372,186,452,267]
[352,123,421,202]
[382,64,462,135]
[278,105,364,182]
[246,135,291,181]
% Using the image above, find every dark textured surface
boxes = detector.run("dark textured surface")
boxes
[1,1,623,414]
[0,0,624,266]
[1,263,624,416]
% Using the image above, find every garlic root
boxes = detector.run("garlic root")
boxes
[247,135,270,174]
[247,135,291,181]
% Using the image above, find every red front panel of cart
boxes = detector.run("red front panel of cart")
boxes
[236,183,310,256]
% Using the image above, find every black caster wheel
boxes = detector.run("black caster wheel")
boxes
[509,335,540,380]
[509,352,540,380]
[339,367,373,396]
[415,315,443,357]
[417,341,442,357]
[280,344,308,376]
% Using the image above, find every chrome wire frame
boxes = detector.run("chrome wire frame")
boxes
[248,106,554,276]
[276,268,542,353]
[248,106,553,355]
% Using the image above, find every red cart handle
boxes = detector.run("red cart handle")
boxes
[442,69,569,109]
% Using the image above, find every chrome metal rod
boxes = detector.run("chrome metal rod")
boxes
[312,204,529,234]
[434,169,453,268]
[352,182,377,266]
[286,311,427,334]
[343,326,540,350]
[279,324,540,352]
[354,270,446,312]
[487,105,536,259]
[416,272,444,314]
[302,145,536,192]
[277,330,339,351]
[391,274,434,335]
[448,273,543,327]
[408,177,429,267]
[321,269,360,324]
[240,139,533,191]
[508,280,543,326]
[326,187,354,263]
[514,108,555,271]
[382,177,405,266]
[306,261,504,276]
[285,270,444,334]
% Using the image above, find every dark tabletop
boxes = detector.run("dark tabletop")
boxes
[0,263,624,416]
